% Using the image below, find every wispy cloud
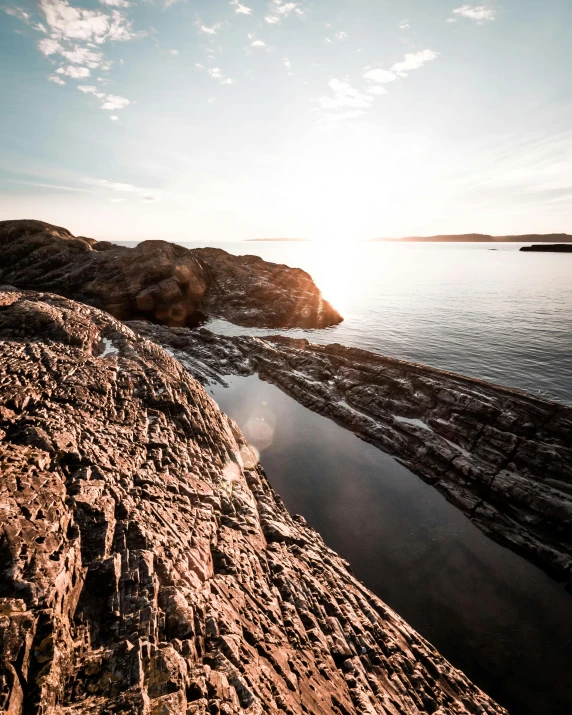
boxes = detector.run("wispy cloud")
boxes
[391,49,438,75]
[449,5,497,23]
[2,5,31,22]
[57,64,91,78]
[230,0,252,15]
[201,66,234,85]
[251,40,266,48]
[317,79,373,113]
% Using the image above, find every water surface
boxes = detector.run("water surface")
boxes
[192,242,571,404]
[211,374,572,715]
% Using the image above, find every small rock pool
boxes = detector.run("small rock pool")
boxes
[210,374,572,715]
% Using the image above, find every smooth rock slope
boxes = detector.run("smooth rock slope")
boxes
[0,220,342,329]
[0,289,505,714]
[126,325,572,589]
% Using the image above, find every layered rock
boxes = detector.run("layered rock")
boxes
[0,289,505,714]
[0,220,342,329]
[126,324,572,588]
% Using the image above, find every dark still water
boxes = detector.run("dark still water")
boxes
[210,374,572,715]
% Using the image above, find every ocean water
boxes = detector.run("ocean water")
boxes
[185,241,572,404]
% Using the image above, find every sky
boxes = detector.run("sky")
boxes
[1,0,572,242]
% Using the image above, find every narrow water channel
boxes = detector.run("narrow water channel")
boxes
[210,374,572,715]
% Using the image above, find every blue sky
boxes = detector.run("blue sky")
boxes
[1,0,571,241]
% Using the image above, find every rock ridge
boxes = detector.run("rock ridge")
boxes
[0,220,342,329]
[0,289,505,714]
[125,324,572,589]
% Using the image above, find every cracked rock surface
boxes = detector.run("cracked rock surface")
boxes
[0,289,505,714]
[0,220,342,329]
[126,324,572,589]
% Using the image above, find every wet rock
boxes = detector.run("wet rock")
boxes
[0,289,505,714]
[0,220,342,329]
[128,324,572,587]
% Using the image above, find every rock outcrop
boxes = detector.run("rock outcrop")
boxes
[0,220,342,329]
[0,289,506,714]
[520,244,572,253]
[126,324,572,589]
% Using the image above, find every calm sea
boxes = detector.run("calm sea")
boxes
[185,241,571,404]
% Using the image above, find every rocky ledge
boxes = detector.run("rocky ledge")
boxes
[0,220,341,329]
[520,244,572,253]
[0,289,505,714]
[126,324,572,589]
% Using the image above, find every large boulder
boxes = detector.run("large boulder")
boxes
[0,220,342,329]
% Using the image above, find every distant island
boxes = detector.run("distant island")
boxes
[247,237,312,242]
[371,233,572,243]
[520,244,572,253]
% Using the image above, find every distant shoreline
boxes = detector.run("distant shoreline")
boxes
[370,233,572,243]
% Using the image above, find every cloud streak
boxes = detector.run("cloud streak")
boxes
[449,5,497,23]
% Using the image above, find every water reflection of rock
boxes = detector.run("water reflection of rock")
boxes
[129,322,572,591]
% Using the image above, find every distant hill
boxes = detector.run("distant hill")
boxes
[370,233,572,243]
[247,238,311,242]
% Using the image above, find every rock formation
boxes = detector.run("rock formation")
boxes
[520,244,572,253]
[0,220,342,329]
[126,324,572,590]
[0,289,506,714]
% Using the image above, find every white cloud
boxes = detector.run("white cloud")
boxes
[335,31,348,41]
[205,66,233,84]
[61,46,105,67]
[251,40,266,47]
[47,74,66,84]
[199,23,222,35]
[56,64,91,78]
[318,78,373,111]
[368,85,387,95]
[399,20,410,29]
[109,197,125,201]
[101,94,129,110]
[391,49,438,75]
[363,68,397,83]
[38,0,134,44]
[207,97,215,104]
[230,0,252,15]
[170,49,179,55]
[99,0,130,6]
[38,37,63,55]
[109,114,119,121]
[83,178,136,191]
[2,6,31,23]
[452,5,496,22]
[265,15,279,24]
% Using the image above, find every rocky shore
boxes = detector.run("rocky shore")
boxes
[126,324,572,589]
[0,220,341,329]
[0,288,506,714]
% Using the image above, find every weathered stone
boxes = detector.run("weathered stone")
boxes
[0,289,505,714]
[0,220,342,329]
[127,324,572,586]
